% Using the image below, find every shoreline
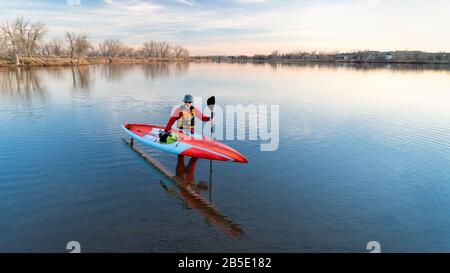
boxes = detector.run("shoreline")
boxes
[1,56,449,68]
[0,57,189,67]
[191,57,450,66]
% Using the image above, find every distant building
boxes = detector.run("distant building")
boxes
[384,54,394,61]
[211,55,230,61]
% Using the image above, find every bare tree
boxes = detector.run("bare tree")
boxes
[48,39,65,56]
[172,45,189,60]
[142,41,170,58]
[101,38,124,57]
[66,32,90,63]
[97,42,106,57]
[142,41,157,57]
[41,39,64,57]
[41,41,51,56]
[74,33,91,63]
[66,32,76,58]
[0,32,8,58]
[0,17,46,64]
[158,41,170,58]
[179,47,189,60]
[172,45,183,58]
[0,17,194,64]
[24,20,47,57]
[0,19,24,64]
[121,46,135,57]
[87,44,102,57]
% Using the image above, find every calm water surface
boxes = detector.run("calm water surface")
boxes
[0,62,450,252]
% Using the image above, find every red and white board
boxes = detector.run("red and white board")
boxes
[122,123,248,163]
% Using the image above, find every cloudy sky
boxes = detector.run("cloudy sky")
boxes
[0,0,449,55]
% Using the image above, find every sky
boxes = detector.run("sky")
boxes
[0,0,449,55]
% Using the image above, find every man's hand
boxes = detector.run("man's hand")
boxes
[159,131,171,143]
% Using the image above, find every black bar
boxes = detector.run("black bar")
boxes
[0,253,445,272]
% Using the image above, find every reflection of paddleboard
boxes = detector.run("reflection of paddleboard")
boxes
[123,138,245,237]
[122,123,248,163]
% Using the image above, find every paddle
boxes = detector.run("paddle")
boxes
[207,96,215,138]
[206,96,215,203]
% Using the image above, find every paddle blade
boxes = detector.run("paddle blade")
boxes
[207,96,215,110]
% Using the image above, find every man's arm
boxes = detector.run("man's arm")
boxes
[194,107,211,121]
[164,116,178,132]
[164,109,182,132]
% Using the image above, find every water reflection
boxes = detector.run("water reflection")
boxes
[173,62,189,77]
[0,63,190,102]
[223,60,450,73]
[98,63,189,82]
[71,66,91,92]
[124,139,245,237]
[142,62,189,80]
[0,67,48,102]
[100,64,129,82]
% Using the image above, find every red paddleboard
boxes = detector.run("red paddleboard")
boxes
[122,123,248,163]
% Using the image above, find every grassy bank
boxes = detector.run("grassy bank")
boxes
[0,57,189,67]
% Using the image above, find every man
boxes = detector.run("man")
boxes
[160,94,211,142]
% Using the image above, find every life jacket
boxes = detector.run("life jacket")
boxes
[177,105,195,130]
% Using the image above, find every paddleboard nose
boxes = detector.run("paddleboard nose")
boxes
[235,157,248,163]
[231,151,248,163]
[209,142,248,163]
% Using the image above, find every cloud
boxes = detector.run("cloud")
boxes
[365,0,382,6]
[102,0,160,12]
[0,0,449,55]
[234,0,268,4]
[172,0,195,6]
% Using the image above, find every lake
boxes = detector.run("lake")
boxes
[1,62,450,252]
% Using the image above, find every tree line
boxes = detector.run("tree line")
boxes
[228,50,450,64]
[0,17,189,65]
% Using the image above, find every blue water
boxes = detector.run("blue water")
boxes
[1,63,450,252]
